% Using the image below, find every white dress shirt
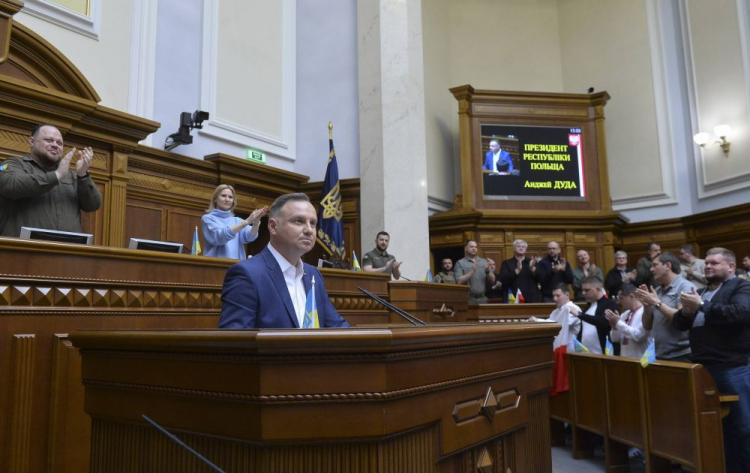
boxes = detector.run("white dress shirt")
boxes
[268,243,306,327]
[610,306,650,358]
[582,302,602,354]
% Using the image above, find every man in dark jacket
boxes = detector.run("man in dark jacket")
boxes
[673,247,750,472]
[537,240,574,302]
[575,275,619,354]
[499,239,542,303]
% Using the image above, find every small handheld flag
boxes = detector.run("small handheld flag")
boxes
[640,338,656,367]
[425,269,434,282]
[508,289,516,304]
[605,336,614,356]
[352,251,361,271]
[191,226,201,256]
[516,289,525,304]
[303,276,320,328]
[573,338,589,353]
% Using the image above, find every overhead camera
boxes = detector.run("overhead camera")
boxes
[164,110,210,151]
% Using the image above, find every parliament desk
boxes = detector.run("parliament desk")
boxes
[388,281,470,323]
[0,237,389,473]
[70,324,559,473]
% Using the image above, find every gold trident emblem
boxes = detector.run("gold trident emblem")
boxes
[320,182,342,220]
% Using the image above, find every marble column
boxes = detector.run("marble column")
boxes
[357,0,430,281]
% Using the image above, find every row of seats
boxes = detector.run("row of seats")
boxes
[550,353,737,472]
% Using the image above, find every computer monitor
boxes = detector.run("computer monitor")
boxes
[20,227,93,245]
[128,238,184,254]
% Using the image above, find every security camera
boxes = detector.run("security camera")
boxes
[165,110,210,151]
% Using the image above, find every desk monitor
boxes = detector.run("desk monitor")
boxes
[128,238,184,254]
[20,227,93,245]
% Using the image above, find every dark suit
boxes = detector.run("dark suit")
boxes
[604,266,634,298]
[499,257,542,303]
[673,277,750,471]
[219,246,350,329]
[483,150,513,174]
[578,295,618,353]
[537,256,574,300]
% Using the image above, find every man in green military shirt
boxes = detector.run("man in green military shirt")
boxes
[362,231,402,280]
[435,258,456,284]
[0,124,102,237]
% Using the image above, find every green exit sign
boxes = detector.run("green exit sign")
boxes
[247,149,266,163]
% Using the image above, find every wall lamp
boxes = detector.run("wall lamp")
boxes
[164,110,209,152]
[693,124,731,156]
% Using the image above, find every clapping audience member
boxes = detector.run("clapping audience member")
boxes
[537,241,574,302]
[202,184,267,259]
[635,242,661,288]
[0,124,101,237]
[637,252,695,362]
[500,239,542,303]
[678,244,707,289]
[605,283,650,358]
[604,250,636,297]
[572,250,602,301]
[454,240,496,304]
[673,248,750,472]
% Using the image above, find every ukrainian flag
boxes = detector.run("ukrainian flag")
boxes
[425,269,434,282]
[316,129,345,259]
[303,276,320,328]
[191,226,201,256]
[573,339,589,353]
[605,337,614,356]
[640,338,656,367]
[352,251,361,271]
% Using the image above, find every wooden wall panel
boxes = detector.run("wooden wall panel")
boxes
[124,203,164,243]
[47,335,89,472]
[6,334,35,473]
[166,209,205,250]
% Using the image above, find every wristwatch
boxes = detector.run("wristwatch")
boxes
[654,302,662,309]
[699,301,705,311]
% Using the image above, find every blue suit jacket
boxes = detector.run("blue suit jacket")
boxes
[483,150,513,174]
[219,246,350,329]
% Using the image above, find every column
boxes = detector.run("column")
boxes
[357,0,430,280]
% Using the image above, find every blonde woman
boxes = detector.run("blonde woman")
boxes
[202,184,267,259]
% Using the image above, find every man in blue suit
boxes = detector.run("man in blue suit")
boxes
[482,139,514,175]
[219,193,350,329]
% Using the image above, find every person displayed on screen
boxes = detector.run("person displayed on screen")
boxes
[201,184,268,259]
[482,139,514,175]
[219,192,350,329]
[0,124,102,237]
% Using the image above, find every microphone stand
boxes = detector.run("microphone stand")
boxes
[357,286,427,326]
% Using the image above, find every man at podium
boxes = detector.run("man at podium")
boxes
[219,193,349,329]
[482,139,513,175]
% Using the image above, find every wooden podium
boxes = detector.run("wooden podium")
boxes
[70,324,558,472]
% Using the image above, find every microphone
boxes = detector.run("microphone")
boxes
[399,276,412,281]
[357,286,427,326]
[142,414,225,472]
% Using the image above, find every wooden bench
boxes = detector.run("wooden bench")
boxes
[565,353,730,473]
[643,361,726,472]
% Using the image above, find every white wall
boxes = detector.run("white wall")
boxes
[422,0,567,209]
[295,0,360,181]
[15,1,133,112]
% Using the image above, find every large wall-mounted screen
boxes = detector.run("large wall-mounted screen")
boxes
[481,124,586,200]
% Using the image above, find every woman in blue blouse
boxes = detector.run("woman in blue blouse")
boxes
[202,184,267,259]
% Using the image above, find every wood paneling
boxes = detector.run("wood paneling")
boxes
[71,325,558,472]
[0,237,392,472]
[6,334,35,473]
